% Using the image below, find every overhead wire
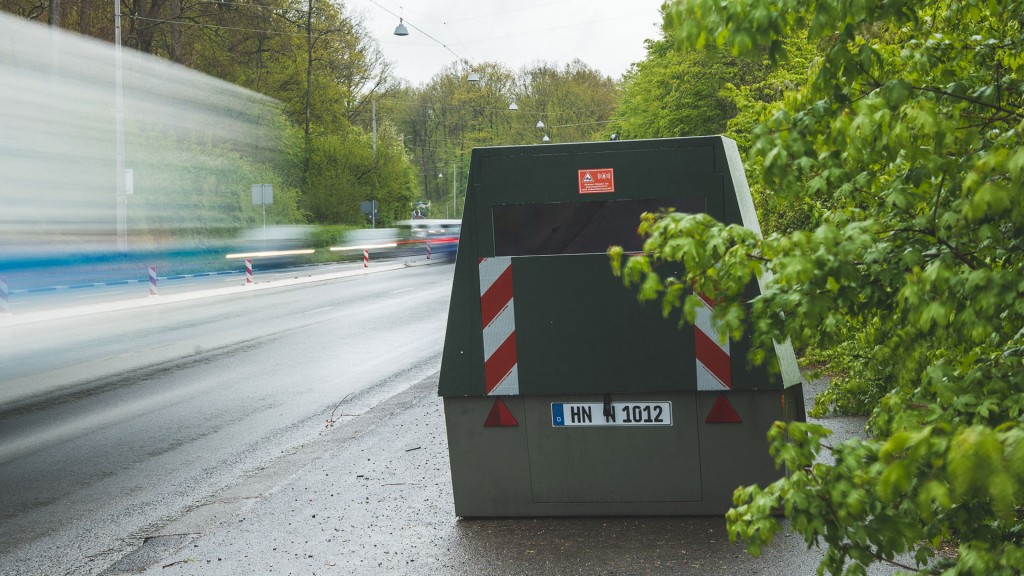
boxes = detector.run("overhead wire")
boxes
[363,0,475,67]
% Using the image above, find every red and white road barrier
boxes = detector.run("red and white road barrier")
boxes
[479,257,519,395]
[694,293,732,391]
[245,258,253,285]
[426,241,432,260]
[0,276,9,314]
[149,266,158,296]
[363,249,369,268]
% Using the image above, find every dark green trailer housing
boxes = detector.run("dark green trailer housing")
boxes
[439,136,804,517]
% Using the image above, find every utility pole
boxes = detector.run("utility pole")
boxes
[372,99,377,228]
[303,0,313,138]
[114,0,127,252]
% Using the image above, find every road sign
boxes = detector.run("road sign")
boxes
[360,200,378,228]
[578,168,614,194]
[251,184,273,205]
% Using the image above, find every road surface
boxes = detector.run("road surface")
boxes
[0,261,907,576]
[0,262,453,576]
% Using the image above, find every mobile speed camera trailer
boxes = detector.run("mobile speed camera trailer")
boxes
[439,136,805,517]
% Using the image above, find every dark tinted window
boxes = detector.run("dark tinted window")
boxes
[492,198,705,256]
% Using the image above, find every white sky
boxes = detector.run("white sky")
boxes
[354,0,667,86]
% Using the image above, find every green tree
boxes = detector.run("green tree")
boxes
[518,59,618,145]
[608,25,819,236]
[612,1,1024,574]
[301,120,414,225]
[608,37,767,139]
[397,59,618,216]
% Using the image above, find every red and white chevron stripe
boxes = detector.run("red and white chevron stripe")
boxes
[479,257,519,396]
[694,293,731,391]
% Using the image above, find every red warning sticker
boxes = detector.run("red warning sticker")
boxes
[484,398,518,427]
[705,393,742,424]
[578,168,614,194]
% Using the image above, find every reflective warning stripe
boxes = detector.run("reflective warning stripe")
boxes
[694,294,731,390]
[479,257,519,396]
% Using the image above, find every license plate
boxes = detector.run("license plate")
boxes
[551,402,672,427]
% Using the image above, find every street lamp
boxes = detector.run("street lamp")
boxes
[391,18,480,84]
[536,119,549,143]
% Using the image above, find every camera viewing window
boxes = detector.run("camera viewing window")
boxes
[492,197,705,256]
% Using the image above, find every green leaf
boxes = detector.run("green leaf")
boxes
[608,246,624,277]
[881,79,912,107]
[969,181,1011,220]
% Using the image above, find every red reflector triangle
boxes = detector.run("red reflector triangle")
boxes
[483,398,518,427]
[706,393,741,424]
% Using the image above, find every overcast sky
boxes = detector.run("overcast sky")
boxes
[353,0,667,87]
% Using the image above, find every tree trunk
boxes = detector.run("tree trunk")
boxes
[135,0,162,54]
[48,0,60,27]
[79,0,90,35]
[169,0,182,62]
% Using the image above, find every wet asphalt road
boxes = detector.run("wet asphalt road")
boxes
[0,261,453,575]
[114,376,901,576]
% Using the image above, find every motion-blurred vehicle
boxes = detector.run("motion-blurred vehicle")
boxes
[225,226,316,267]
[330,220,460,263]
[395,219,460,261]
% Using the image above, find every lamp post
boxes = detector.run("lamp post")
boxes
[436,172,445,218]
[114,0,127,252]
